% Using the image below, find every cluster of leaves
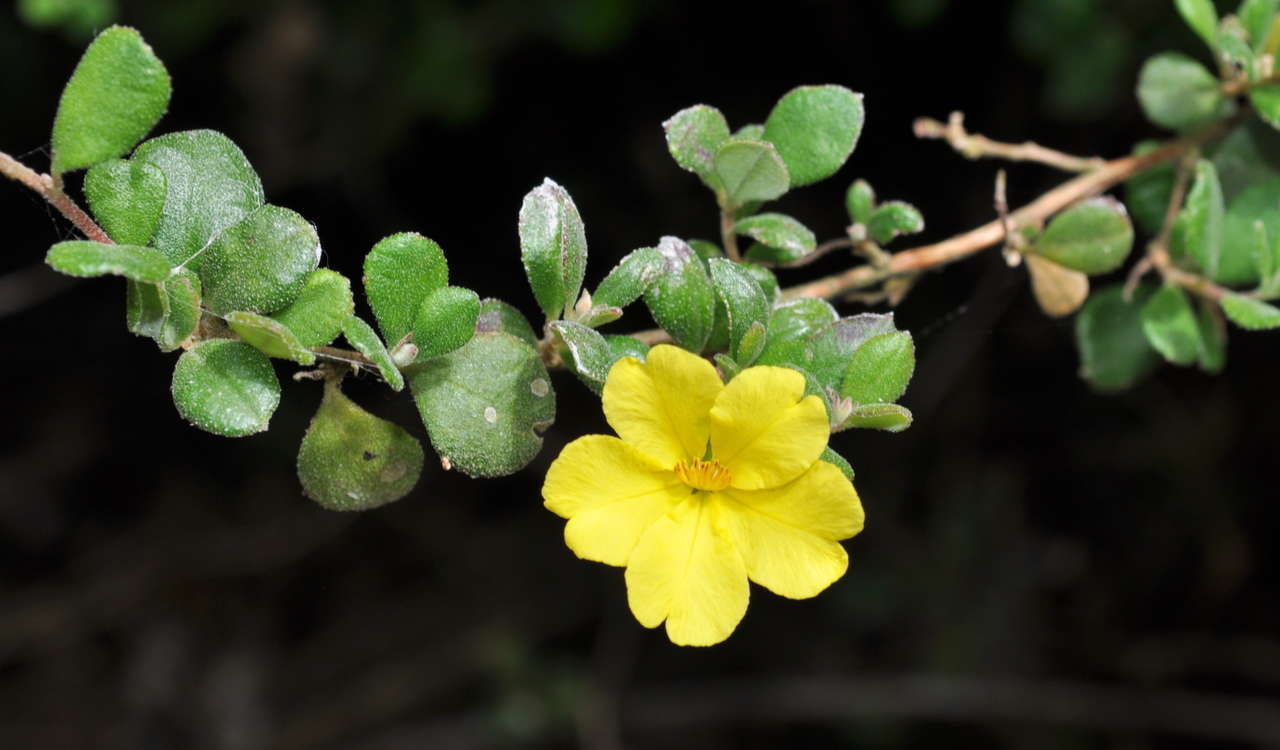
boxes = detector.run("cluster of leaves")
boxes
[1069,0,1280,391]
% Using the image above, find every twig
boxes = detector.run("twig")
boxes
[781,236,854,268]
[624,674,1280,746]
[719,209,741,262]
[914,112,1107,173]
[1,150,113,244]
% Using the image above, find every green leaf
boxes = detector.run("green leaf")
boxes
[550,320,613,392]
[1075,283,1162,391]
[1249,83,1280,130]
[126,267,201,352]
[1216,26,1255,69]
[1220,176,1280,285]
[866,201,925,245]
[1184,160,1227,279]
[713,139,790,209]
[687,239,723,265]
[51,26,170,173]
[269,269,354,348]
[707,258,769,363]
[363,232,449,347]
[604,334,650,363]
[475,298,538,348]
[756,298,840,367]
[733,123,765,140]
[1141,284,1203,365]
[412,285,480,360]
[1196,299,1227,372]
[819,445,855,480]
[1136,52,1230,131]
[410,333,555,478]
[841,331,915,405]
[341,315,404,391]
[298,381,424,511]
[83,159,165,245]
[593,246,665,308]
[845,179,876,224]
[519,178,589,320]
[1034,197,1134,274]
[734,213,816,263]
[1209,119,1280,201]
[642,236,717,352]
[714,352,743,380]
[171,339,280,437]
[1174,0,1219,49]
[132,130,265,268]
[805,314,899,389]
[1126,141,1177,236]
[46,240,170,282]
[742,264,779,305]
[577,304,624,328]
[839,403,913,433]
[226,310,315,365]
[199,204,319,315]
[1221,293,1280,328]
[1239,0,1279,49]
[761,84,865,187]
[662,104,730,189]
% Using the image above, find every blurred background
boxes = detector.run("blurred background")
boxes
[3,0,1279,748]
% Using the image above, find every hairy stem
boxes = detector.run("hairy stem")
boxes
[720,209,740,262]
[1,150,113,244]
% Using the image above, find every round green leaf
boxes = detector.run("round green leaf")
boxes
[46,240,171,282]
[742,263,779,305]
[83,158,166,245]
[412,285,480,360]
[363,232,449,347]
[841,331,915,405]
[593,247,665,309]
[642,236,717,352]
[518,178,589,320]
[132,129,265,268]
[756,298,839,367]
[1136,52,1229,131]
[1221,293,1280,329]
[1034,197,1134,275]
[226,310,316,365]
[171,339,281,437]
[713,139,790,209]
[410,332,556,478]
[801,314,898,390]
[51,26,171,173]
[269,269,354,348]
[341,315,404,391]
[1075,284,1161,391]
[298,382,424,511]
[734,213,816,263]
[845,179,876,224]
[1141,285,1204,365]
[761,85,865,187]
[200,204,319,315]
[662,104,730,189]
[867,201,925,246]
[475,298,539,348]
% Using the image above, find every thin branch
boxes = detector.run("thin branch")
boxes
[914,111,1107,173]
[781,236,854,268]
[719,209,741,262]
[1,150,113,244]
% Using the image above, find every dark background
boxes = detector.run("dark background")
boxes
[3,1,1279,748]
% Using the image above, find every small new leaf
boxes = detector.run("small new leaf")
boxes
[226,310,316,365]
[412,285,481,360]
[866,201,925,245]
[845,179,876,224]
[270,269,354,348]
[519,178,589,320]
[341,315,405,391]
[363,232,449,346]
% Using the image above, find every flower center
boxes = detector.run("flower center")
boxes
[674,458,732,492]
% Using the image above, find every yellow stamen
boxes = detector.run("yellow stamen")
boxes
[674,458,732,492]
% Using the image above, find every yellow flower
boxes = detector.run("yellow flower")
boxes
[543,344,864,647]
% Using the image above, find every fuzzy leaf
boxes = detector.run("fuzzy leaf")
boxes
[51,26,170,173]
[362,232,449,347]
[519,178,589,319]
[1034,197,1134,274]
[475,298,539,348]
[707,258,769,363]
[742,264,779,304]
[756,298,840,367]
[845,179,876,224]
[83,159,165,245]
[341,315,404,391]
[662,104,730,189]
[841,331,915,405]
[604,334,650,363]
[642,236,717,352]
[226,310,316,365]
[200,205,319,315]
[593,246,665,309]
[269,269,354,348]
[46,240,170,282]
[735,213,816,263]
[171,339,280,437]
[1221,293,1280,328]
[1183,160,1228,281]
[839,403,913,433]
[412,285,480,360]
[804,314,898,390]
[761,84,864,187]
[1220,176,1280,285]
[1141,284,1203,365]
[1136,52,1229,131]
[819,446,855,480]
[713,139,790,208]
[867,201,924,245]
[1075,283,1161,391]
[126,267,201,352]
[550,320,613,392]
[132,129,264,269]
[410,333,555,478]
[298,382,424,511]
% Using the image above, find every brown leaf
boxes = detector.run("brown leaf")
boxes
[1025,253,1089,318]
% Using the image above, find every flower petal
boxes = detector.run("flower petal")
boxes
[543,435,686,566]
[719,460,864,599]
[625,497,749,647]
[602,345,723,468]
[709,365,829,489]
